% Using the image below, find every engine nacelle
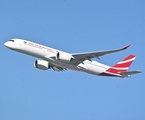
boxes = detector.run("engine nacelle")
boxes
[34,60,50,70]
[56,52,73,62]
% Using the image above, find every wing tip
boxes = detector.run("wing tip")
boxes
[123,44,131,49]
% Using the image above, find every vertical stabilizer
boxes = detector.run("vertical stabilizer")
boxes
[107,54,136,73]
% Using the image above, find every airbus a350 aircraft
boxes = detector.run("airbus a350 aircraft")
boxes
[4,38,141,78]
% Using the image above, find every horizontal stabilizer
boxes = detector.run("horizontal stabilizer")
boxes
[120,70,142,76]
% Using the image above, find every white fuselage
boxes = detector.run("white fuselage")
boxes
[5,38,141,78]
[4,39,111,76]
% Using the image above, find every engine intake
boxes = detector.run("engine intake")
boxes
[34,60,50,70]
[56,52,73,62]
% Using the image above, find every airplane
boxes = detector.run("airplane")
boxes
[4,38,141,78]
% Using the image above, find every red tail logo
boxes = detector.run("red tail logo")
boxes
[107,54,136,73]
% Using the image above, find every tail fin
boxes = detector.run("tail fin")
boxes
[107,54,136,73]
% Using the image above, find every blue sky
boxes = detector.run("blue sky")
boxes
[0,0,145,120]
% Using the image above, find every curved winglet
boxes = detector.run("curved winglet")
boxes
[123,44,131,49]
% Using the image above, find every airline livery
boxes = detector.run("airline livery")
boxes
[4,38,141,78]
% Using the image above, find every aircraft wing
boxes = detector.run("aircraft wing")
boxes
[71,45,130,64]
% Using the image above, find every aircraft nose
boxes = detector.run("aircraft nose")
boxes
[4,41,11,48]
[4,42,9,47]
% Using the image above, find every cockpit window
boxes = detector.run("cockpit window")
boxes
[9,40,14,42]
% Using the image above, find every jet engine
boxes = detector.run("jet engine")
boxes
[56,52,74,62]
[34,60,50,70]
